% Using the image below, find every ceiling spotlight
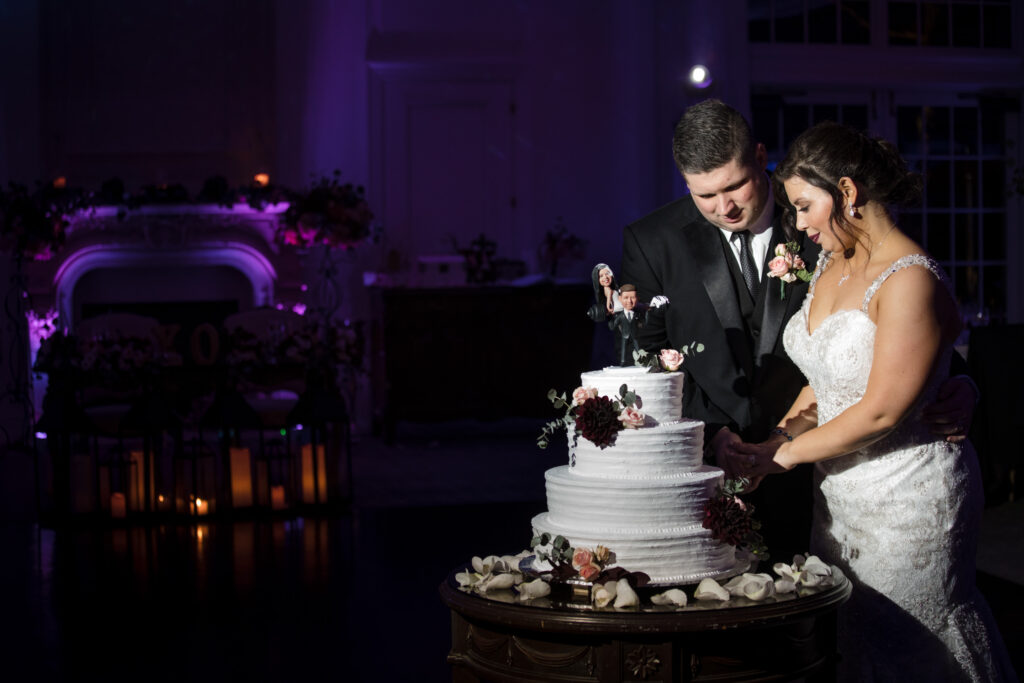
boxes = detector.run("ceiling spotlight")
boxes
[688,64,712,89]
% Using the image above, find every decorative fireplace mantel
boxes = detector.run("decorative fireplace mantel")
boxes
[25,203,302,329]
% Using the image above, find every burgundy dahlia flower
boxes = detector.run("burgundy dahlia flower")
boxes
[574,396,622,448]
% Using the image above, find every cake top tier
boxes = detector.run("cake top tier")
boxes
[579,366,683,425]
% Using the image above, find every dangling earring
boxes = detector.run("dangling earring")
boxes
[848,204,856,218]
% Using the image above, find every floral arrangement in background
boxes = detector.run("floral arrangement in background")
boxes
[27,308,60,346]
[0,170,375,261]
[225,319,364,382]
[33,331,179,388]
[0,180,94,262]
[537,217,586,278]
[702,478,768,559]
[277,170,374,249]
[537,383,643,450]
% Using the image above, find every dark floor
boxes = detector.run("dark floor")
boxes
[1,420,1021,682]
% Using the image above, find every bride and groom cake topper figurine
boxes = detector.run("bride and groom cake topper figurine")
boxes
[588,263,669,367]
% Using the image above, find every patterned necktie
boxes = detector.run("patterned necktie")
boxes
[735,231,759,298]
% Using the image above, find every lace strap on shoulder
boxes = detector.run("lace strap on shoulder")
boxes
[861,254,946,312]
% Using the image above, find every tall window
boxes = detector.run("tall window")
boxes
[897,103,1009,325]
[752,93,1010,327]
[749,1,871,44]
[750,0,1014,48]
[888,0,1012,47]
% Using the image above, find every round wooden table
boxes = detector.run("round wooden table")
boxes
[440,569,851,683]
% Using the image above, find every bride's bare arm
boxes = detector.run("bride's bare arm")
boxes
[773,266,954,469]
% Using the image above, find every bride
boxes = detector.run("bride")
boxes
[733,122,1017,681]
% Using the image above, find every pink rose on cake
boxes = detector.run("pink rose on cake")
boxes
[618,405,645,429]
[659,348,684,371]
[578,563,602,582]
[571,386,599,406]
[572,548,594,570]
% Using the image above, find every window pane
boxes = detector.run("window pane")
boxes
[749,0,771,42]
[889,2,918,45]
[954,160,979,208]
[923,106,951,155]
[955,213,979,259]
[898,107,925,154]
[921,3,950,46]
[926,213,951,260]
[841,1,870,44]
[983,4,1012,49]
[951,3,981,47]
[954,265,980,309]
[776,0,805,42]
[981,160,1005,207]
[952,107,978,154]
[983,265,1006,323]
[980,106,1004,155]
[809,1,837,43]
[783,105,809,149]
[752,96,782,157]
[926,161,951,207]
[842,105,869,131]
[812,104,839,125]
[982,213,1006,260]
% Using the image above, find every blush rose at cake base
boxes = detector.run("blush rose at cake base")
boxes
[531,365,745,586]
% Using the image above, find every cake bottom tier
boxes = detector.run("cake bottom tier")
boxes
[531,512,738,586]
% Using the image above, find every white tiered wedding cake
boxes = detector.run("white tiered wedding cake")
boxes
[531,366,738,585]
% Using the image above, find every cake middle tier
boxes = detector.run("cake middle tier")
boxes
[544,464,723,528]
[569,419,705,477]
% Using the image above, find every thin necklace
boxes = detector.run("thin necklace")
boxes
[837,262,851,287]
[836,225,898,287]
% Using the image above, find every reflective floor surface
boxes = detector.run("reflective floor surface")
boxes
[1,421,1021,682]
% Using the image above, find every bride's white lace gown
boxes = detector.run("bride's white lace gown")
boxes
[783,253,1017,682]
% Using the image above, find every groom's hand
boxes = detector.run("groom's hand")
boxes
[710,427,743,479]
[923,376,977,443]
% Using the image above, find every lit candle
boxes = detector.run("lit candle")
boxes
[229,447,253,508]
[194,497,209,516]
[271,485,287,510]
[128,450,154,512]
[111,492,127,519]
[300,444,328,504]
[253,173,270,187]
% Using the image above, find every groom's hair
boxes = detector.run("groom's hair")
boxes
[673,99,757,176]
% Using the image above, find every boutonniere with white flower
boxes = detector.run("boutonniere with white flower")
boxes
[766,241,813,299]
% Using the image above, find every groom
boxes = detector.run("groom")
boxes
[621,99,973,561]
[621,99,816,560]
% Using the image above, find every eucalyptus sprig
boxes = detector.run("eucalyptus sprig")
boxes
[633,340,705,371]
[537,389,574,449]
[530,532,573,566]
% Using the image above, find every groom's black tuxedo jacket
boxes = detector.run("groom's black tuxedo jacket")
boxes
[622,194,820,443]
[622,194,821,560]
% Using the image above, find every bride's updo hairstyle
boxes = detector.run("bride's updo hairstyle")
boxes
[772,121,922,254]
